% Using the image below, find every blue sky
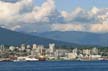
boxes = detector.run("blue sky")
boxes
[34,0,108,12]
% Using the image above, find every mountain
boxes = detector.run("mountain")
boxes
[30,31,108,47]
[0,27,80,47]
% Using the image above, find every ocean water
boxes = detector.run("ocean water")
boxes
[0,61,108,71]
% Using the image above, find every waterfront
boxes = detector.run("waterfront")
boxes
[0,61,108,71]
[1,43,108,61]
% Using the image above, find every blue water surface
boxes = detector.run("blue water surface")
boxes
[0,61,108,71]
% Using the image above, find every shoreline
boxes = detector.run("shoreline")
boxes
[0,59,108,62]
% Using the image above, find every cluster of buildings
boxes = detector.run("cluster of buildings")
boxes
[0,43,108,61]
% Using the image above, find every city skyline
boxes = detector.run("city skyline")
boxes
[0,43,107,61]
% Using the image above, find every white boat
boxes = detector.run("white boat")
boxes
[13,57,39,62]
[25,57,39,61]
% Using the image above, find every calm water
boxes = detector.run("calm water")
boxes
[0,61,108,71]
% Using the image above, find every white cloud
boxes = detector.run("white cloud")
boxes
[22,0,56,23]
[0,0,33,29]
[0,0,33,18]
[51,22,108,33]
[51,24,85,32]
[0,0,108,33]
[61,7,84,22]
[61,7,101,24]
[90,23,108,33]
[91,7,99,14]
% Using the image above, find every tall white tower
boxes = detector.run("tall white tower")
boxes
[32,44,37,50]
[49,43,55,53]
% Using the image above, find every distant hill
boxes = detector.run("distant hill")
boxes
[0,27,80,47]
[30,31,108,47]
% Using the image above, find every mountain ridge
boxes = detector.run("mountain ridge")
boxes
[0,27,81,47]
[30,31,108,47]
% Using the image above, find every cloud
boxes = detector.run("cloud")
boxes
[90,23,108,33]
[59,7,108,33]
[51,24,85,32]
[22,0,64,24]
[0,0,33,29]
[61,7,102,24]
[51,22,108,33]
[0,0,108,33]
[0,0,33,19]
[0,0,20,3]
[22,0,56,23]
[15,23,52,32]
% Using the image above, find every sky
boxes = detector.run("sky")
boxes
[0,0,108,33]
[34,0,108,11]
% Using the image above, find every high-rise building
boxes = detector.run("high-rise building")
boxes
[9,46,15,51]
[38,45,44,54]
[83,49,91,55]
[32,44,37,50]
[55,49,67,58]
[21,44,26,51]
[91,47,98,55]
[0,45,5,51]
[49,43,55,53]
[27,45,31,49]
[73,48,78,54]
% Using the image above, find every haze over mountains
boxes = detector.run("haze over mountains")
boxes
[30,31,108,47]
[0,27,79,47]
[0,26,108,47]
